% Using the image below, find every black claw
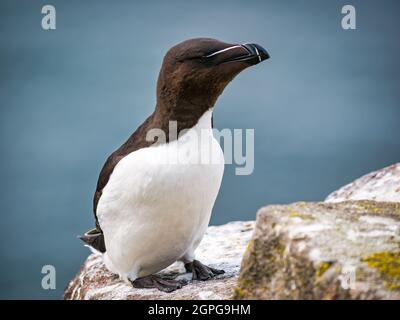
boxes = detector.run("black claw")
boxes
[209,266,225,275]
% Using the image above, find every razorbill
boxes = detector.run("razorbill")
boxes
[80,38,269,292]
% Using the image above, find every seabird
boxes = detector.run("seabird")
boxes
[80,38,269,292]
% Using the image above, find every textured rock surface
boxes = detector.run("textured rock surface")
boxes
[65,164,400,300]
[234,201,400,299]
[326,163,400,203]
[64,221,254,300]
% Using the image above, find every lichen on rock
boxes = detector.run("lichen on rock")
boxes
[362,251,400,291]
[234,201,400,300]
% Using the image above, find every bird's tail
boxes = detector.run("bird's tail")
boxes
[79,228,106,253]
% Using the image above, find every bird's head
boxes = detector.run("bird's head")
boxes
[156,38,269,115]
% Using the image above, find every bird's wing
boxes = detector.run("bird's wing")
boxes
[80,113,155,252]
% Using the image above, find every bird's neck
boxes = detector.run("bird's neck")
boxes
[151,99,213,137]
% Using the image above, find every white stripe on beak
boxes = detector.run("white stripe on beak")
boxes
[254,46,262,62]
[204,45,243,58]
[242,43,262,62]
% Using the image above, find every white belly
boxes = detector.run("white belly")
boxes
[96,110,224,280]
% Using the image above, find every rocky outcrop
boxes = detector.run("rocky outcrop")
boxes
[64,221,254,300]
[326,163,400,203]
[65,163,400,300]
[234,201,400,299]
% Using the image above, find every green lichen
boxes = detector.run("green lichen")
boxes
[289,211,314,220]
[244,239,254,253]
[233,236,286,299]
[232,286,245,299]
[362,251,400,290]
[289,212,301,218]
[354,200,400,219]
[232,280,253,299]
[316,262,333,278]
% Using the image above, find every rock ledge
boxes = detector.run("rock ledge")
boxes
[234,200,400,299]
[64,221,254,300]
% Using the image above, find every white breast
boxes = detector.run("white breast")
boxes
[96,109,224,281]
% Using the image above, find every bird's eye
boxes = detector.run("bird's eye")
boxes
[184,55,209,64]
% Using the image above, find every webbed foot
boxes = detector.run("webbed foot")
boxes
[131,275,187,293]
[184,260,225,281]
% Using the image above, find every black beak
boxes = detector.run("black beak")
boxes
[240,43,270,64]
[204,43,270,66]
